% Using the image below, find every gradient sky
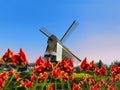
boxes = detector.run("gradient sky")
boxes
[0,0,120,65]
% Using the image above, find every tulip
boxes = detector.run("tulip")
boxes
[24,79,33,89]
[108,84,114,90]
[2,48,13,63]
[35,56,44,66]
[12,48,28,66]
[72,83,80,90]
[80,57,90,71]
[38,72,47,82]
[46,85,53,90]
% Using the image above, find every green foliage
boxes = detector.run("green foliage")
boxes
[73,73,91,79]
[112,60,120,66]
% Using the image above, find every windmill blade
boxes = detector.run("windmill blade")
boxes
[62,44,81,62]
[40,27,52,37]
[57,40,81,62]
[60,20,78,43]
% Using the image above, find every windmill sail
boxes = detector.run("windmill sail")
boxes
[40,27,51,37]
[60,20,78,43]
[57,41,81,62]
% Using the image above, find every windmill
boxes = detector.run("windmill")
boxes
[40,20,81,64]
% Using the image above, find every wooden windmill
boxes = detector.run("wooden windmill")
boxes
[40,20,81,64]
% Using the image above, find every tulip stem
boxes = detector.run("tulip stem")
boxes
[67,77,71,90]
[55,79,57,90]
[32,76,38,90]
[61,80,65,90]
[60,71,65,90]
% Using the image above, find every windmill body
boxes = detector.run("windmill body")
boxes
[56,42,62,61]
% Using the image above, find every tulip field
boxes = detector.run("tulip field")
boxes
[0,48,120,90]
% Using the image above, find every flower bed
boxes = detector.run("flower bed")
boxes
[0,48,120,90]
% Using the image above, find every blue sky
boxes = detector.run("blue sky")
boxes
[0,0,120,65]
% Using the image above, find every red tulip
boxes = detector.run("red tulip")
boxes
[110,65,120,76]
[46,85,54,90]
[66,58,74,67]
[80,78,85,86]
[35,64,46,74]
[2,48,13,63]
[89,78,94,85]
[95,80,102,88]
[0,72,7,89]
[94,67,99,75]
[72,83,80,90]
[89,60,95,70]
[15,72,21,82]
[94,66,107,75]
[12,48,28,66]
[108,84,114,90]
[64,65,73,74]
[31,75,37,82]
[61,71,68,81]
[111,77,115,83]
[115,74,120,82]
[51,67,60,79]
[0,72,7,80]
[56,58,74,74]
[24,79,32,88]
[45,58,53,71]
[70,75,74,82]
[38,72,47,82]
[80,57,90,71]
[0,79,4,88]
[56,58,66,69]
[8,68,14,76]
[35,56,44,66]
[19,80,24,87]
[90,85,98,90]
[99,65,107,75]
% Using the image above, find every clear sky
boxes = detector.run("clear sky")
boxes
[0,0,120,65]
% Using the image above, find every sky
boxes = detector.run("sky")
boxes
[0,0,120,65]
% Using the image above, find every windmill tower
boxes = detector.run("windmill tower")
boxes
[40,20,81,64]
